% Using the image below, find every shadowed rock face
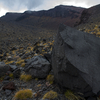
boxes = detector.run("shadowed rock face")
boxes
[24,55,51,79]
[78,4,100,25]
[52,24,100,96]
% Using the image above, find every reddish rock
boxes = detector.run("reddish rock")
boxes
[3,82,16,90]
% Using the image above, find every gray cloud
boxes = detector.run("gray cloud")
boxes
[73,0,100,7]
[0,0,100,12]
[42,0,100,8]
[0,0,43,11]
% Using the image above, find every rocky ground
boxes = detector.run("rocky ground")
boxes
[0,75,68,100]
[1,24,100,100]
[0,38,70,100]
[1,4,100,100]
[76,22,100,37]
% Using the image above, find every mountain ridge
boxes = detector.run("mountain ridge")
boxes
[0,5,85,51]
[0,5,85,26]
[1,4,100,51]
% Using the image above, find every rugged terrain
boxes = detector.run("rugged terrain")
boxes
[0,3,100,100]
[76,4,100,36]
[0,5,86,100]
[0,5,84,52]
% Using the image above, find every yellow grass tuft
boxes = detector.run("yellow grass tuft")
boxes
[16,59,24,65]
[43,90,58,100]
[96,31,100,35]
[35,78,38,81]
[14,89,33,99]
[5,61,14,65]
[46,74,54,84]
[9,73,13,78]
[21,63,26,67]
[37,84,42,87]
[65,90,85,100]
[20,74,32,82]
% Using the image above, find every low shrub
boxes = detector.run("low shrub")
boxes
[21,63,25,67]
[20,74,32,82]
[14,89,33,99]
[16,59,24,65]
[9,73,13,78]
[5,61,14,65]
[46,74,54,84]
[65,90,85,100]
[43,90,58,100]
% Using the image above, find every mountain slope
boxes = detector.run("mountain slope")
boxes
[76,4,100,35]
[1,5,85,29]
[0,5,85,51]
[15,5,84,29]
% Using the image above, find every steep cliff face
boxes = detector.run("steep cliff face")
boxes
[78,4,100,25]
[78,9,91,24]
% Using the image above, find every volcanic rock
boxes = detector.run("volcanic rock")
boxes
[24,55,51,78]
[52,24,100,95]
[3,82,16,90]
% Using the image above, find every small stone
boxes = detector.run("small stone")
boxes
[21,52,30,59]
[0,63,10,77]
[41,87,47,91]
[4,76,11,80]
[5,89,12,96]
[34,92,41,98]
[0,62,5,65]
[19,52,25,57]
[9,64,17,70]
[13,68,21,78]
[43,39,46,43]
[3,53,7,57]
[98,26,100,28]
[10,47,17,51]
[46,82,51,87]
[0,55,3,59]
[0,84,2,88]
[36,50,40,53]
[44,53,51,63]
[24,55,51,79]
[0,93,2,97]
[2,80,10,85]
[21,84,27,87]
[0,50,3,54]
[7,56,12,61]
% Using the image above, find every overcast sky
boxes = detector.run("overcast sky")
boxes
[0,0,100,17]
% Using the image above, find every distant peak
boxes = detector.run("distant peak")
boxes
[24,10,33,14]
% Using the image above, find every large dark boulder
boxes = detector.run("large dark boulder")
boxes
[52,24,100,96]
[24,55,51,78]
